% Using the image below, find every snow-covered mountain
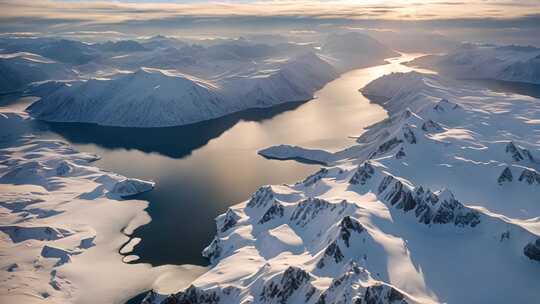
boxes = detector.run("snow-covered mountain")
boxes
[27,67,227,127]
[142,71,540,303]
[408,44,540,84]
[0,37,101,65]
[321,32,399,71]
[0,52,75,93]
[8,32,396,127]
[27,52,338,127]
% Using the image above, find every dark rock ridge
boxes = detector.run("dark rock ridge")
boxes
[402,125,417,144]
[301,168,329,187]
[260,266,317,304]
[315,263,410,304]
[379,176,481,227]
[395,147,406,159]
[339,216,365,247]
[55,160,74,176]
[219,209,241,233]
[518,168,540,185]
[370,138,403,159]
[317,216,365,269]
[505,141,535,162]
[317,241,345,268]
[433,98,461,112]
[156,285,240,304]
[421,119,444,132]
[259,201,285,224]
[524,238,540,262]
[290,198,349,228]
[498,167,513,184]
[202,238,221,264]
[350,162,375,186]
[247,185,275,208]
[364,284,408,304]
[351,163,480,227]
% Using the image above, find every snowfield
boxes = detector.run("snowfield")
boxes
[407,44,540,84]
[144,71,540,304]
[0,109,206,304]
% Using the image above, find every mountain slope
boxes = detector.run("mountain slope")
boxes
[28,52,338,127]
[143,71,540,304]
[27,67,227,127]
[408,44,540,84]
[0,52,75,93]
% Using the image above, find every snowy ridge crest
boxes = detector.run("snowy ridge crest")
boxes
[350,161,481,227]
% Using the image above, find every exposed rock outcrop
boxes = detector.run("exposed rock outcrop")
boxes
[259,201,285,224]
[315,263,411,304]
[301,168,329,187]
[378,176,480,227]
[498,167,513,184]
[247,185,275,209]
[350,162,375,186]
[421,119,444,132]
[290,198,348,227]
[524,238,540,262]
[219,209,241,233]
[506,141,534,162]
[260,266,317,304]
[518,168,540,185]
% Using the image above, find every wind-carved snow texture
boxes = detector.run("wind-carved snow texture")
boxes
[15,32,396,127]
[0,111,206,303]
[145,71,540,304]
[407,43,540,84]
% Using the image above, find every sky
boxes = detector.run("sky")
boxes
[0,0,539,45]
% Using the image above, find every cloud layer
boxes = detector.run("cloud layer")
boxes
[1,0,539,42]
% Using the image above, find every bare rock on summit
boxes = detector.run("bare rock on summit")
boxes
[498,167,513,184]
[524,239,540,262]
[219,209,241,233]
[350,162,375,186]
[518,168,540,185]
[260,266,316,304]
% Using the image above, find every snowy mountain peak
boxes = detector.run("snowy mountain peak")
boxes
[219,208,241,233]
[505,141,534,163]
[260,266,316,304]
[248,185,276,209]
[259,201,286,224]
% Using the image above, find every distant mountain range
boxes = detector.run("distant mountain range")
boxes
[408,44,540,84]
[13,33,397,127]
